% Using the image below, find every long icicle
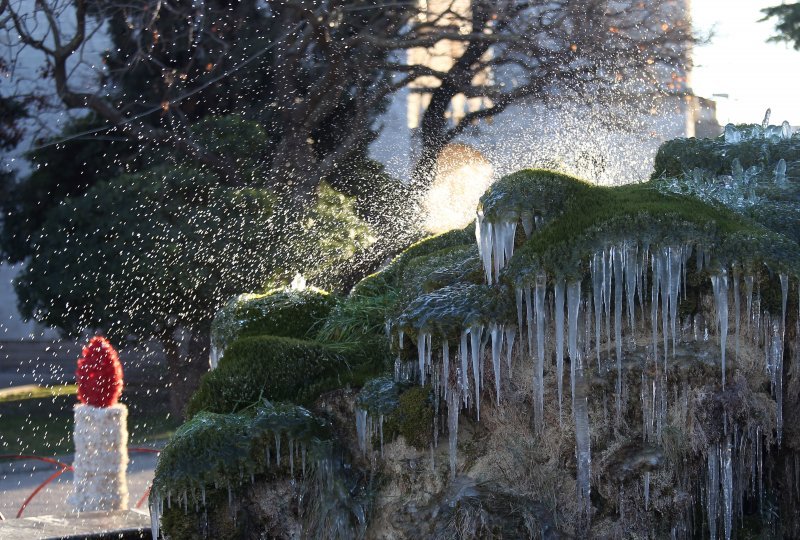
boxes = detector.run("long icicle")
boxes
[613,246,624,422]
[535,275,547,432]
[470,325,483,420]
[555,279,566,423]
[490,323,503,405]
[568,280,582,407]
[711,270,729,388]
[505,325,516,378]
[591,253,603,372]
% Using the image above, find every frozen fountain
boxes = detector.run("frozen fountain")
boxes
[150,115,800,539]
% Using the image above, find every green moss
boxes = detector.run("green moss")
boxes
[502,179,800,283]
[153,404,329,496]
[352,226,475,298]
[189,335,390,417]
[211,288,336,352]
[192,337,337,416]
[478,168,593,225]
[383,385,434,449]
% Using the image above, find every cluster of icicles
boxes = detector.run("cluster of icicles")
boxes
[150,430,312,539]
[357,212,795,537]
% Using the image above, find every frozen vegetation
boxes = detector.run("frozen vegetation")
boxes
[151,123,800,539]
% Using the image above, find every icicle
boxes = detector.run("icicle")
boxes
[574,366,592,527]
[708,444,719,540]
[658,250,669,365]
[476,214,516,285]
[642,372,651,442]
[525,286,534,359]
[150,495,162,540]
[476,213,493,284]
[448,389,460,479]
[417,332,429,385]
[209,340,221,370]
[470,325,484,420]
[515,287,524,347]
[668,247,681,352]
[769,316,784,446]
[492,223,503,284]
[711,270,729,388]
[275,433,281,466]
[613,247,624,419]
[521,213,534,237]
[555,279,566,421]
[722,439,733,540]
[356,409,368,454]
[644,472,650,511]
[504,326,516,377]
[651,253,659,368]
[603,249,612,359]
[624,244,638,331]
[380,415,385,455]
[443,340,450,400]
[567,280,582,405]
[781,273,789,338]
[744,275,754,330]
[289,439,295,477]
[459,330,469,404]
[534,276,546,432]
[490,323,503,405]
[591,253,603,371]
[733,272,741,361]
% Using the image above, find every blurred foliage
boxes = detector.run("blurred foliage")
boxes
[1,115,145,263]
[7,114,390,347]
[762,3,800,50]
[15,162,275,341]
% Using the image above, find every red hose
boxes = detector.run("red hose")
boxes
[16,467,70,518]
[1,447,160,518]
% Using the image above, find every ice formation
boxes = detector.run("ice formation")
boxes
[390,209,796,537]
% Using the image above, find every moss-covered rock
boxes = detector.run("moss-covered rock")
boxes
[188,336,387,417]
[153,402,336,539]
[153,404,329,497]
[495,172,800,282]
[479,168,593,226]
[383,385,434,450]
[651,131,800,179]
[211,288,336,353]
[393,283,514,339]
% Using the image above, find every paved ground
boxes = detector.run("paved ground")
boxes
[0,450,159,519]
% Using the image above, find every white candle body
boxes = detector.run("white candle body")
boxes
[69,403,129,511]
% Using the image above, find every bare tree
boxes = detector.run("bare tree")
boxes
[1,0,691,200]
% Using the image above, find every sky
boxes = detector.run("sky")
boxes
[692,0,800,126]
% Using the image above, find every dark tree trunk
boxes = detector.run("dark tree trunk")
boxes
[162,329,211,419]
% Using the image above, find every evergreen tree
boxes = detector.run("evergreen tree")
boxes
[763,3,800,50]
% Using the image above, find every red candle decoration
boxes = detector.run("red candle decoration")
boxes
[76,336,124,408]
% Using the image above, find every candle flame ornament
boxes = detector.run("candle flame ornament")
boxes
[69,336,129,512]
[76,336,124,408]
